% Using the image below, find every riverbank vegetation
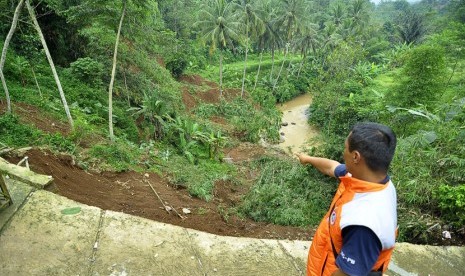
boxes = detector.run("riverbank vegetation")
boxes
[1,0,464,245]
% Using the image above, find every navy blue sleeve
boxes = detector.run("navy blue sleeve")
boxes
[335,226,382,276]
[334,164,347,178]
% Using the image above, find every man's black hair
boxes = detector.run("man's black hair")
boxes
[348,122,397,173]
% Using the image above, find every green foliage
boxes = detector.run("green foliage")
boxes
[88,141,139,172]
[395,9,427,44]
[219,98,281,143]
[322,42,366,82]
[0,114,41,147]
[41,133,76,153]
[69,57,104,87]
[162,153,236,201]
[310,87,381,138]
[434,184,465,227]
[166,55,188,79]
[165,116,227,162]
[112,106,140,143]
[128,91,169,140]
[240,156,336,226]
[390,45,446,107]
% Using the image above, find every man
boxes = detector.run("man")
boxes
[296,122,397,276]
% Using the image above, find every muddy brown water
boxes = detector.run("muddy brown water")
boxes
[277,93,319,154]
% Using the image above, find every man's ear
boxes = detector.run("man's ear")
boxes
[353,151,361,164]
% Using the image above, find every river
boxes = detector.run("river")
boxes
[276,93,319,154]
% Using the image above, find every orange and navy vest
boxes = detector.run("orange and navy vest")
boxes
[307,174,397,276]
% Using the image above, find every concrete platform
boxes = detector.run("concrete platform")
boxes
[1,178,464,275]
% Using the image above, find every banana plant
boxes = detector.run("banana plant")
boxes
[204,130,228,159]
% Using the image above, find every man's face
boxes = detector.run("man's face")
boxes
[343,134,353,172]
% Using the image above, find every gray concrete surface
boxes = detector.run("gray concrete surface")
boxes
[0,174,464,275]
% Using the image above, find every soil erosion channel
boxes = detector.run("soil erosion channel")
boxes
[277,93,319,154]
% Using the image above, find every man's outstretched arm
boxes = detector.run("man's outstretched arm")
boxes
[295,153,340,178]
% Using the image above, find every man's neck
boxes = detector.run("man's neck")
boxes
[351,168,388,184]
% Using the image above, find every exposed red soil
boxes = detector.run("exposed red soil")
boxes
[4,148,313,241]
[180,74,247,111]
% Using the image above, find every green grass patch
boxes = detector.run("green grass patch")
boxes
[239,156,336,226]
[161,152,237,201]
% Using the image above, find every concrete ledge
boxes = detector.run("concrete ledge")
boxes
[0,190,101,275]
[94,211,203,275]
[0,157,53,189]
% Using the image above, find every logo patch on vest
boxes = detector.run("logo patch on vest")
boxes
[330,210,337,225]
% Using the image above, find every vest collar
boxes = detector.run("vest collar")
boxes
[339,175,389,193]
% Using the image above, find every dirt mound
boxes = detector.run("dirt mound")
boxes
[4,148,313,240]
[180,74,247,111]
[180,74,217,88]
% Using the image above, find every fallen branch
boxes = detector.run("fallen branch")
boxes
[144,178,170,214]
[143,178,185,219]
[170,203,186,219]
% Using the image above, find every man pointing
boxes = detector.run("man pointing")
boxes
[296,122,397,276]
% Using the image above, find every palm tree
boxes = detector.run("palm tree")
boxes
[0,0,25,114]
[276,0,307,42]
[256,0,282,81]
[273,0,308,91]
[396,9,426,45]
[330,2,345,28]
[347,0,369,38]
[236,0,265,98]
[293,20,320,77]
[196,0,240,97]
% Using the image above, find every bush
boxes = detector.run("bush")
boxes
[162,154,236,201]
[390,45,446,108]
[166,56,188,79]
[240,156,336,226]
[435,184,465,227]
[88,141,139,172]
[42,133,76,153]
[69,57,104,87]
[0,114,42,147]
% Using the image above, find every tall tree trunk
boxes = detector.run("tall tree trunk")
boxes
[108,2,126,141]
[123,68,130,107]
[241,20,249,98]
[26,0,74,128]
[0,0,24,114]
[297,57,305,78]
[446,59,459,88]
[241,41,248,98]
[253,50,263,91]
[219,51,223,98]
[30,63,42,98]
[273,43,289,92]
[270,46,275,80]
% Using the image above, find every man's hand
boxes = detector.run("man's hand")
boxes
[295,152,310,165]
[294,153,340,178]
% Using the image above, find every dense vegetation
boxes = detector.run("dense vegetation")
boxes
[1,0,464,245]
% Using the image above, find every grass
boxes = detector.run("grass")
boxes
[196,53,303,88]
[239,156,336,226]
[161,152,237,201]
